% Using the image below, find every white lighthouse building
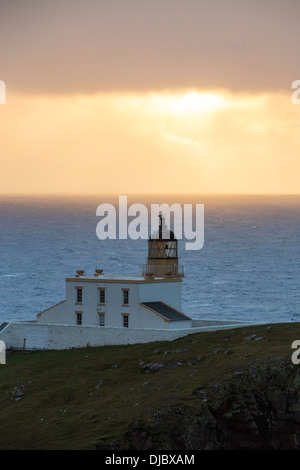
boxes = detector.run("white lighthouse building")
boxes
[0,216,202,350]
[37,215,190,330]
[0,216,251,350]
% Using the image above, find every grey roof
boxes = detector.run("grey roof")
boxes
[0,322,9,332]
[140,301,191,322]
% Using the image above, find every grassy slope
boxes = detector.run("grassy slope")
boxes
[0,322,299,450]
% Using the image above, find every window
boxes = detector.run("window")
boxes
[99,313,105,326]
[76,313,82,325]
[123,289,129,305]
[123,314,129,328]
[76,288,83,303]
[99,289,105,304]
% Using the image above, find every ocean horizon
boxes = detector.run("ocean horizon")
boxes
[0,194,299,326]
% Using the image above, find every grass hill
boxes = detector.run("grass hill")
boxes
[1,322,300,450]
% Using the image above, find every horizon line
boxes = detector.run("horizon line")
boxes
[0,192,300,198]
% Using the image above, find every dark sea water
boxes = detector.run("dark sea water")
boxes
[0,194,299,325]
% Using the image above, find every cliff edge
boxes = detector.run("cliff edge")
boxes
[1,322,300,450]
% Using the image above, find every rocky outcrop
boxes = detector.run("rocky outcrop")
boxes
[119,360,300,450]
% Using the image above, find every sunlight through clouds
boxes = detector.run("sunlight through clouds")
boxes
[144,92,227,114]
[1,90,300,194]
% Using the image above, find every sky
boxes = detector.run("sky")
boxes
[0,0,300,195]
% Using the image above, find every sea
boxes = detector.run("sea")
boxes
[0,194,299,326]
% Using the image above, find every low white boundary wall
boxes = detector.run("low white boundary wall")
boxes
[0,320,254,351]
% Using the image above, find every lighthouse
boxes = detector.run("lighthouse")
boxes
[143,214,184,278]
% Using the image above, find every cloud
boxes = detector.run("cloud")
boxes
[164,133,202,148]
[1,0,299,95]
[1,89,300,195]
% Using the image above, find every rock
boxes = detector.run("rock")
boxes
[243,334,257,342]
[8,383,25,402]
[174,361,184,367]
[124,423,153,450]
[122,360,300,450]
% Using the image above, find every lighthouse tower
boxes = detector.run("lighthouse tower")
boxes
[142,214,184,278]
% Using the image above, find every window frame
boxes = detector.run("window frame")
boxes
[122,313,129,328]
[98,312,105,326]
[76,312,82,325]
[75,286,83,304]
[122,288,130,306]
[98,288,106,305]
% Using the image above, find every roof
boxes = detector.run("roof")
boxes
[149,229,176,240]
[66,275,182,284]
[140,301,191,322]
[150,215,177,241]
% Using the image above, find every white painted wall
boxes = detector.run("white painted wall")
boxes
[0,321,194,350]
[37,301,67,323]
[0,320,252,351]
[139,281,182,310]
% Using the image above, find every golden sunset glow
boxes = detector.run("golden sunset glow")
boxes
[1,1,300,195]
[122,91,228,115]
[1,89,300,195]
